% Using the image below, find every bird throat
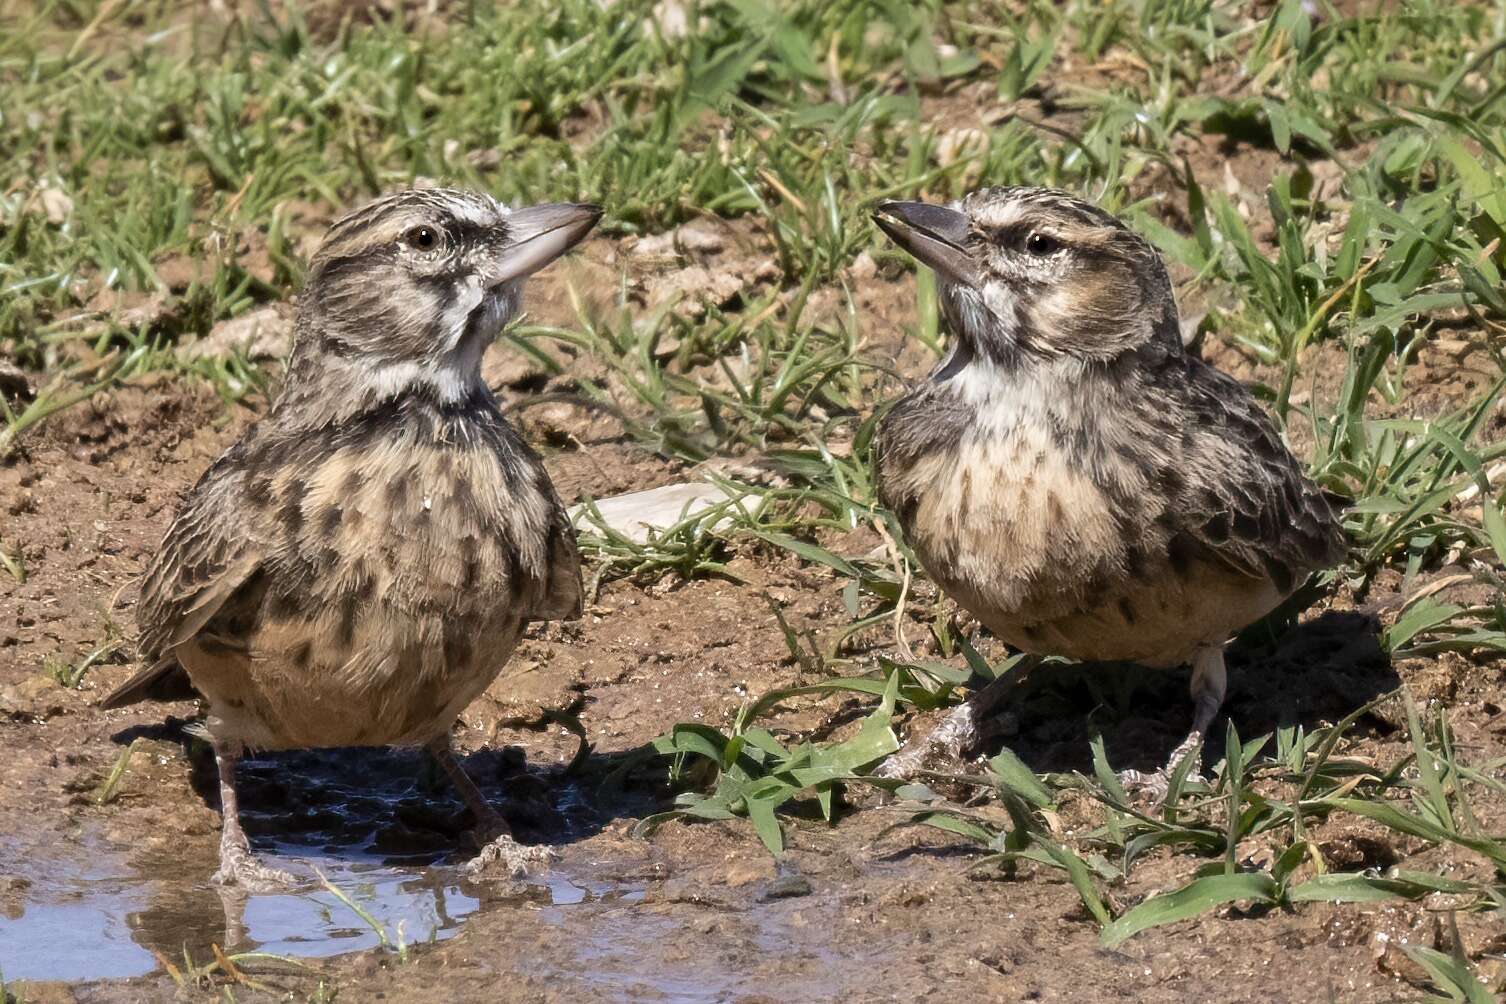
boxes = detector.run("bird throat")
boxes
[936,278,1043,372]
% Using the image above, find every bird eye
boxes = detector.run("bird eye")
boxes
[1024,232,1059,256]
[405,226,439,251]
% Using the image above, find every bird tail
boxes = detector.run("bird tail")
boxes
[99,655,197,709]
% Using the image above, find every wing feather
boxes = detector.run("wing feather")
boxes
[1168,358,1346,591]
[104,447,272,708]
[531,491,583,621]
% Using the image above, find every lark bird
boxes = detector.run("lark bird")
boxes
[102,189,600,889]
[871,187,1345,787]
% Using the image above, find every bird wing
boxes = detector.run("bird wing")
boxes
[1171,358,1347,593]
[103,447,271,709]
[531,490,584,621]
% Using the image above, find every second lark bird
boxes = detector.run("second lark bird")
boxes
[873,186,1345,785]
[102,188,599,888]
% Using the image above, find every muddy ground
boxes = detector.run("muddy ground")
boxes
[2,204,1505,1003]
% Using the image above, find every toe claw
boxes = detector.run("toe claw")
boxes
[463,835,554,879]
[1115,767,1170,803]
[213,856,298,893]
[1115,763,1207,806]
[874,746,931,781]
[874,703,981,781]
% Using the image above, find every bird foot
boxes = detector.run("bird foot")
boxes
[212,846,298,893]
[876,665,1034,782]
[875,702,982,781]
[1114,767,1173,803]
[1114,731,1207,804]
[463,833,555,879]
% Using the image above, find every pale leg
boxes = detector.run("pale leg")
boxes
[426,737,552,878]
[211,745,297,892]
[1119,645,1227,799]
[876,658,1038,780]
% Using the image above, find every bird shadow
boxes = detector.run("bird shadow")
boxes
[978,609,1399,776]
[227,745,668,865]
[97,724,671,967]
[105,722,669,870]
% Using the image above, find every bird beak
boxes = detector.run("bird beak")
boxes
[489,202,603,286]
[872,201,977,285]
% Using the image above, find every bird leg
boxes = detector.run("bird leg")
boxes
[876,658,1038,780]
[426,737,552,878]
[211,744,297,892]
[213,884,252,952]
[1118,645,1227,800]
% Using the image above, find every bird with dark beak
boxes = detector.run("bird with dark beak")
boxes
[102,189,601,887]
[870,187,1344,789]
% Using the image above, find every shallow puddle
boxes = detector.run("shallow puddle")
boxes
[0,746,881,999]
[0,746,631,984]
[0,841,668,986]
[0,846,482,982]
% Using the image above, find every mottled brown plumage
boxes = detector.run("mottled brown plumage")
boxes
[872,187,1345,787]
[103,188,600,887]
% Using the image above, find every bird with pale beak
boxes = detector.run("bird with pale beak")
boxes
[104,189,601,887]
[871,186,1345,789]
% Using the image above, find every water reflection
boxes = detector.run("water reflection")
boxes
[0,851,481,982]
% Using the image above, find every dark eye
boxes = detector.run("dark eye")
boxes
[1024,232,1059,256]
[405,226,438,251]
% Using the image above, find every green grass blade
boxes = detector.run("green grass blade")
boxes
[1100,873,1279,948]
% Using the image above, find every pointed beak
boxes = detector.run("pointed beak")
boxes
[872,201,977,285]
[489,202,602,286]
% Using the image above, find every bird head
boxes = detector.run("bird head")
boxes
[873,187,1180,370]
[291,188,600,404]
